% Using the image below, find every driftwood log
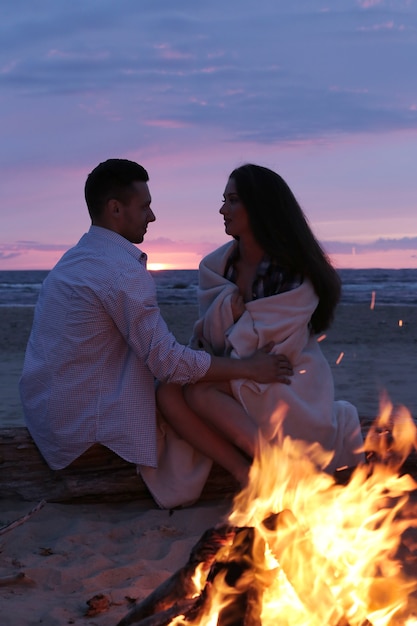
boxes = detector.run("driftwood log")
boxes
[0,427,239,503]
[1,420,416,503]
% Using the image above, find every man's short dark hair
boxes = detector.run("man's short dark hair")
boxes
[85,159,149,220]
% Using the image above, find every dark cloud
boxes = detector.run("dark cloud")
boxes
[325,237,417,255]
[5,235,417,265]
[0,251,21,261]
[0,242,70,255]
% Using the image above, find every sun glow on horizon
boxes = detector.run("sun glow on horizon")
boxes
[2,243,417,272]
[147,263,169,271]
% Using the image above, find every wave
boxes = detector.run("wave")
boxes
[1,268,416,307]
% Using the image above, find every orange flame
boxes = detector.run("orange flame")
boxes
[364,392,417,471]
[171,395,417,625]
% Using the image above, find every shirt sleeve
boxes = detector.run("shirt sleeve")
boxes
[104,265,211,384]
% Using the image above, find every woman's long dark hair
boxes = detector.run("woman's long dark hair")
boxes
[230,163,341,333]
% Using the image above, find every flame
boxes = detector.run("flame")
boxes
[170,395,417,625]
[364,392,417,470]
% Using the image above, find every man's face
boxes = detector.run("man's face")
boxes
[117,181,155,244]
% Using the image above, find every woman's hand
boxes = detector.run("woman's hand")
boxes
[230,291,246,322]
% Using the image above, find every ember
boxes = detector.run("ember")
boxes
[336,351,345,365]
[118,397,417,626]
[370,291,376,310]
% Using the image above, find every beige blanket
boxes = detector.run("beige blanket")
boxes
[141,242,363,508]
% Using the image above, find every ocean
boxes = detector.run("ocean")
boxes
[0,268,416,308]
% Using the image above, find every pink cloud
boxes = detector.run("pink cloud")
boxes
[145,119,189,129]
[3,238,417,272]
[154,44,193,61]
[356,0,383,8]
[357,21,397,31]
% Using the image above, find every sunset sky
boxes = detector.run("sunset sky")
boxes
[1,0,417,271]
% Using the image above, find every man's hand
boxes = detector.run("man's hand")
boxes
[244,342,293,384]
[202,342,293,383]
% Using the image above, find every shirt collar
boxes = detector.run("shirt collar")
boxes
[88,225,148,265]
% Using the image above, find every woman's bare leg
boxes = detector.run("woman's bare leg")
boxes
[185,381,258,458]
[156,382,250,486]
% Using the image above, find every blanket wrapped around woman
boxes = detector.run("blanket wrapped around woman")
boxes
[140,242,364,508]
[193,241,363,464]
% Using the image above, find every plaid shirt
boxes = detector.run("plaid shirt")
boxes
[20,226,210,470]
[224,246,302,299]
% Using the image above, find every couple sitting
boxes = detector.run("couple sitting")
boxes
[19,159,364,509]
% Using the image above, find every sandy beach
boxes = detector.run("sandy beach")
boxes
[1,302,417,624]
[2,302,417,426]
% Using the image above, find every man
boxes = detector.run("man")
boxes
[19,159,291,475]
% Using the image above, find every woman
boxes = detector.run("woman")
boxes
[140,164,364,508]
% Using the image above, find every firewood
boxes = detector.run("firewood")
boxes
[117,598,199,626]
[118,515,377,626]
[116,525,235,626]
[206,526,264,626]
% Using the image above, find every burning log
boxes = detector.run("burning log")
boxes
[117,524,268,626]
[116,599,200,626]
[117,504,385,625]
[118,503,410,625]
[116,524,235,626]
[203,526,266,626]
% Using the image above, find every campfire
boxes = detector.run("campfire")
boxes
[118,397,417,626]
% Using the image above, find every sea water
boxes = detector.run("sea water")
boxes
[0,268,416,308]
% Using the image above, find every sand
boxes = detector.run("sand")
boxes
[1,302,417,624]
[2,302,417,426]
[1,498,233,625]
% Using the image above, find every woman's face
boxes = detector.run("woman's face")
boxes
[220,178,251,239]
